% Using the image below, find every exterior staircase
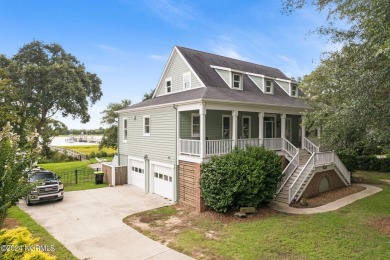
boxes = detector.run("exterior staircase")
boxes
[275,149,312,204]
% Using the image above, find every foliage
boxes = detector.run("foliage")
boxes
[283,0,390,150]
[1,40,102,148]
[99,99,131,149]
[58,145,116,157]
[0,123,38,228]
[142,89,155,101]
[38,150,76,164]
[200,146,282,212]
[338,150,390,172]
[0,227,56,260]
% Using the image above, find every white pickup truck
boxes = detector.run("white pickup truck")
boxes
[26,169,64,206]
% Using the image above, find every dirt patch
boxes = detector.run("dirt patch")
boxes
[291,185,366,208]
[1,218,19,229]
[369,217,390,236]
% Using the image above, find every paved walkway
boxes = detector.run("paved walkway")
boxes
[19,186,193,260]
[269,184,382,214]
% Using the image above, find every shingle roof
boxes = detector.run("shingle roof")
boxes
[119,46,307,112]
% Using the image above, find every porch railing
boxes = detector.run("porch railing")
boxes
[316,152,350,184]
[263,138,283,150]
[180,139,200,156]
[303,137,319,154]
[283,138,298,158]
[206,139,233,155]
[236,138,262,150]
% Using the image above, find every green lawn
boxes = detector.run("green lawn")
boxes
[39,160,108,191]
[6,206,77,260]
[127,171,390,259]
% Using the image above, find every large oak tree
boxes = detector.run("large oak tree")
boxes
[283,0,390,152]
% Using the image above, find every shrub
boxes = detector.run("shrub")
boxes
[337,149,359,172]
[0,227,55,259]
[200,146,282,213]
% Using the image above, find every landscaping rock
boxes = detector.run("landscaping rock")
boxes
[240,207,256,214]
[234,212,247,218]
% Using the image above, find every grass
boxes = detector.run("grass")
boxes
[5,206,77,260]
[126,171,390,259]
[58,145,116,156]
[39,160,108,191]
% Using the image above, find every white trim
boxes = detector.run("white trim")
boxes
[242,115,251,138]
[178,155,204,164]
[264,79,274,94]
[143,115,151,136]
[231,73,243,90]
[191,113,200,137]
[246,72,265,78]
[275,77,291,83]
[183,71,191,90]
[123,118,128,143]
[177,103,202,112]
[274,80,290,95]
[165,77,172,94]
[215,69,230,86]
[204,102,305,115]
[247,74,264,92]
[290,83,298,97]
[152,49,177,98]
[149,160,174,169]
[264,114,277,138]
[176,47,206,87]
[210,65,246,74]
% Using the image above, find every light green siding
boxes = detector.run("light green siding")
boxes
[215,69,230,87]
[118,106,176,165]
[275,80,290,94]
[238,112,259,139]
[248,75,264,92]
[155,51,202,97]
[180,110,198,140]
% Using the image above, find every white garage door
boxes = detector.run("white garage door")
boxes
[152,164,174,200]
[129,159,145,190]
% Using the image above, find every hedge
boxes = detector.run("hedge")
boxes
[338,152,390,172]
[200,146,282,213]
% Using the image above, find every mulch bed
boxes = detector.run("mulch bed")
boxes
[290,185,366,208]
[1,218,19,229]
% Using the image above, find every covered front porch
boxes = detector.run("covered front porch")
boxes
[177,103,307,160]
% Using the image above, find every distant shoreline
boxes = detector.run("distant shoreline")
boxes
[51,136,102,146]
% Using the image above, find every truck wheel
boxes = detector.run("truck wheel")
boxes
[26,196,32,206]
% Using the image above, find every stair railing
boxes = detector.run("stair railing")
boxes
[277,138,299,194]
[288,153,315,203]
[303,137,319,154]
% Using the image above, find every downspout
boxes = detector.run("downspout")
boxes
[173,104,179,202]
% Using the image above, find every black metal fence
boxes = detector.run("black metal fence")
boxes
[58,168,101,186]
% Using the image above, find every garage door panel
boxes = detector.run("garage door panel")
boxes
[152,164,174,200]
[129,159,145,191]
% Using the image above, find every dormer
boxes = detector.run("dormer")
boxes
[290,83,298,97]
[211,65,244,90]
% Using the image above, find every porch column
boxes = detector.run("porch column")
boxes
[281,114,286,140]
[301,115,306,149]
[258,112,264,145]
[232,110,238,147]
[199,104,206,159]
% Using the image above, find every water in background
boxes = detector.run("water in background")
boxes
[50,136,102,146]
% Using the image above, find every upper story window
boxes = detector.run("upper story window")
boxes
[143,116,150,136]
[123,119,128,142]
[165,77,172,93]
[265,79,273,94]
[232,73,242,89]
[191,113,200,137]
[183,72,191,89]
[291,84,298,97]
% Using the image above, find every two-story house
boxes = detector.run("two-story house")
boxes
[116,46,350,211]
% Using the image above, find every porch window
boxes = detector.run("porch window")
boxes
[265,80,273,94]
[191,113,200,137]
[123,119,128,142]
[242,116,251,138]
[183,72,191,89]
[264,117,275,138]
[165,77,172,93]
[143,116,150,136]
[222,115,231,139]
[232,73,242,89]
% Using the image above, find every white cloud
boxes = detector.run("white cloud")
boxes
[148,54,167,61]
[96,44,121,52]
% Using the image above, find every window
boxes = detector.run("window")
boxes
[183,72,191,89]
[143,116,150,136]
[123,119,128,142]
[291,84,298,97]
[191,113,200,137]
[232,73,242,89]
[242,116,251,138]
[222,115,231,139]
[265,80,273,94]
[165,77,172,93]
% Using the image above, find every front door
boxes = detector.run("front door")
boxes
[264,117,275,138]
[222,115,232,139]
[286,118,292,142]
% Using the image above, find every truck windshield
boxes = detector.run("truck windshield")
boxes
[30,172,56,182]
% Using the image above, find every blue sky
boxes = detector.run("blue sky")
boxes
[0,0,331,130]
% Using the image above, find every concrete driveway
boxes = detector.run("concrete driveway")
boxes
[19,186,193,260]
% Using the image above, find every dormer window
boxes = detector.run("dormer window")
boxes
[232,73,242,89]
[291,84,298,97]
[165,77,172,93]
[265,80,273,94]
[183,72,191,89]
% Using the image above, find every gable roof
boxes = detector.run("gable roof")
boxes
[119,46,307,112]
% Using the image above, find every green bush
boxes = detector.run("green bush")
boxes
[337,149,359,172]
[338,149,390,172]
[200,146,282,213]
